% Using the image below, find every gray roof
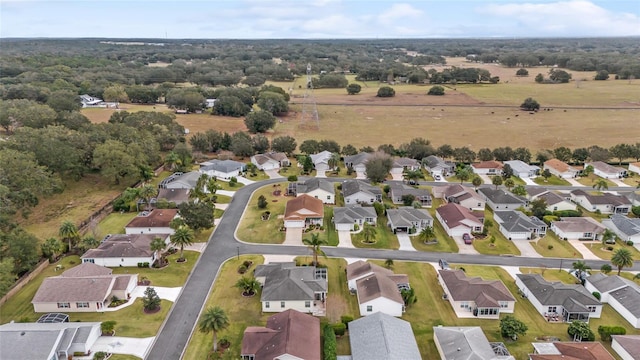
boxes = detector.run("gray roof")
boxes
[538,191,567,206]
[255,263,327,301]
[165,171,200,189]
[349,312,421,360]
[526,187,549,198]
[478,188,527,205]
[342,180,382,198]
[344,152,372,166]
[612,335,640,358]
[386,207,432,229]
[389,184,431,201]
[310,151,333,165]
[81,233,169,259]
[589,161,626,174]
[504,160,540,173]
[296,178,335,195]
[552,217,605,234]
[571,190,631,206]
[333,206,377,225]
[423,155,449,169]
[608,214,640,236]
[434,326,514,360]
[517,274,600,307]
[610,286,640,318]
[0,322,101,360]
[392,157,420,168]
[586,273,637,293]
[200,159,245,173]
[494,211,546,233]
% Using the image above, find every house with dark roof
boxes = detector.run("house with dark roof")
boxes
[471,160,504,176]
[585,273,640,328]
[251,152,290,171]
[348,312,421,360]
[515,273,602,322]
[386,207,433,234]
[344,152,372,173]
[391,157,421,174]
[81,233,170,267]
[290,178,335,204]
[309,151,333,172]
[612,335,640,360]
[241,309,320,360]
[587,161,628,179]
[389,184,432,207]
[529,341,614,360]
[570,190,631,214]
[200,159,246,180]
[254,262,327,315]
[494,211,547,240]
[603,214,640,244]
[0,321,102,360]
[550,217,606,241]
[435,203,484,237]
[156,188,190,206]
[283,194,324,229]
[505,160,540,178]
[544,159,581,179]
[433,184,485,211]
[32,263,137,313]
[346,261,408,317]
[537,191,577,212]
[342,180,382,205]
[333,205,377,231]
[478,188,528,211]
[438,269,515,319]
[433,326,515,360]
[124,209,178,235]
[423,155,455,177]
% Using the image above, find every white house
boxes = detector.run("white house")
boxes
[612,335,640,360]
[550,217,607,241]
[423,155,456,177]
[477,188,528,211]
[344,152,372,173]
[629,162,640,175]
[585,273,640,328]
[537,191,577,212]
[602,214,640,244]
[251,152,290,171]
[293,178,335,204]
[348,312,421,360]
[389,184,432,207]
[205,98,216,108]
[386,207,433,234]
[435,203,484,237]
[81,233,170,267]
[390,157,421,177]
[432,184,485,211]
[309,150,333,172]
[587,161,628,179]
[505,160,540,178]
[333,206,377,231]
[160,171,200,190]
[346,261,408,317]
[570,189,632,215]
[124,209,178,235]
[79,94,105,108]
[544,159,581,178]
[199,159,245,180]
[342,180,382,205]
[494,210,547,240]
[471,160,503,176]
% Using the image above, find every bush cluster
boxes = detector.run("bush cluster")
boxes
[323,323,337,360]
[598,325,626,341]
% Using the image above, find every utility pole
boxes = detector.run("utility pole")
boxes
[300,63,319,129]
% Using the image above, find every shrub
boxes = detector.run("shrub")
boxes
[376,86,395,97]
[323,323,337,360]
[287,175,298,182]
[598,325,626,341]
[94,352,108,360]
[592,291,601,300]
[547,245,554,250]
[543,215,559,225]
[346,83,362,95]
[332,322,346,336]
[229,177,238,187]
[340,315,354,327]
[627,240,635,246]
[427,85,445,95]
[238,264,247,274]
[520,97,540,111]
[601,264,612,274]
[257,195,268,209]
[353,224,359,231]
[607,246,614,251]
[553,210,582,217]
[516,68,529,76]
[568,321,595,341]
[242,260,253,268]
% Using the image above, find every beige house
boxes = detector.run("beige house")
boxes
[125,209,178,235]
[347,261,408,317]
[544,158,581,178]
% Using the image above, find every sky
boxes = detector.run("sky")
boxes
[1,0,639,39]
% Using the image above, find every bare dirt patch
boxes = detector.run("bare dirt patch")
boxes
[296,89,482,106]
[325,293,349,323]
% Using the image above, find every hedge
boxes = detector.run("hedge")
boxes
[323,323,337,360]
[598,325,626,341]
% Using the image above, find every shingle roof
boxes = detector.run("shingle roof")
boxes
[478,188,527,205]
[504,160,540,173]
[530,342,615,360]
[538,192,568,206]
[344,152,372,166]
[608,214,640,236]
[241,309,320,360]
[255,263,327,301]
[33,277,115,303]
[610,286,640,317]
[588,161,626,174]
[333,206,377,225]
[526,187,549,198]
[200,159,245,173]
[434,326,511,360]
[284,194,324,221]
[165,171,200,189]
[81,233,169,259]
[61,263,112,277]
[436,203,483,229]
[125,209,178,229]
[472,160,503,169]
[438,270,515,305]
[296,178,335,195]
[389,184,431,201]
[252,152,288,165]
[157,188,189,203]
[386,207,432,229]
[494,211,546,233]
[392,157,420,168]
[612,335,640,359]
[552,217,606,234]
[342,180,382,198]
[356,273,403,305]
[346,260,393,281]
[424,155,447,169]
[349,312,421,360]
[544,159,579,173]
[570,190,631,206]
[310,151,333,165]
[517,273,600,307]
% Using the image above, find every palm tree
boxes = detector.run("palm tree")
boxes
[59,220,80,252]
[582,165,594,178]
[611,248,634,275]
[171,226,194,260]
[328,153,340,172]
[401,288,417,306]
[592,179,609,191]
[170,217,186,231]
[455,167,471,184]
[138,184,158,211]
[362,223,377,244]
[601,229,617,246]
[572,260,591,282]
[41,238,63,262]
[492,176,503,190]
[164,151,181,171]
[504,178,515,191]
[199,306,230,353]
[302,233,327,266]
[80,235,100,251]
[235,277,261,296]
[150,237,167,265]
[190,174,210,203]
[417,226,435,243]
[403,169,424,184]
[384,259,394,269]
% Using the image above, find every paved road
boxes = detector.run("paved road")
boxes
[146,178,640,359]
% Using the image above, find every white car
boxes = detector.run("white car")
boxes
[434,174,442,180]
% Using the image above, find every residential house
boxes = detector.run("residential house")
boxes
[346,260,408,317]
[505,160,540,178]
[390,157,421,178]
[570,189,631,214]
[471,160,504,176]
[529,342,614,360]
[438,269,515,319]
[478,188,528,211]
[124,209,178,235]
[494,211,547,240]
[436,203,484,237]
[423,155,456,177]
[0,322,102,360]
[544,159,581,178]
[199,159,246,180]
[587,161,628,179]
[291,178,335,204]
[515,273,602,322]
[81,233,170,267]
[156,188,190,206]
[585,273,640,328]
[333,205,377,231]
[629,162,640,175]
[432,184,485,211]
[251,152,290,171]
[386,207,433,234]
[550,217,607,241]
[344,152,372,173]
[433,326,515,360]
[32,263,137,313]
[603,214,640,244]
[254,262,327,315]
[205,98,216,108]
[622,191,640,206]
[241,309,320,360]
[283,194,324,229]
[348,312,421,360]
[537,191,577,212]
[342,179,382,205]
[612,335,640,360]
[79,94,105,108]
[389,184,432,207]
[526,187,549,200]
[309,150,333,172]
[160,171,200,190]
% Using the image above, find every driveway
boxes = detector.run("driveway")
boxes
[337,230,354,248]
[283,227,303,246]
[568,240,601,260]
[522,177,537,185]
[610,178,630,187]
[390,172,403,181]
[511,240,542,258]
[265,169,283,179]
[396,233,417,251]
[356,170,367,179]
[452,236,480,254]
[104,286,182,312]
[263,254,296,263]
[235,176,255,185]
[479,174,492,184]
[217,190,236,197]
[91,336,155,359]
[316,170,327,178]
[565,178,584,187]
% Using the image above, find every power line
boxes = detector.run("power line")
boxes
[300,63,319,129]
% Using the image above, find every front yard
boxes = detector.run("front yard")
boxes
[586,239,640,260]
[575,175,617,188]
[533,175,571,186]
[472,211,521,256]
[351,217,400,249]
[530,232,583,258]
[236,183,287,244]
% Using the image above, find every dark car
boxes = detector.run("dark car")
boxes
[463,233,473,244]
[438,259,450,270]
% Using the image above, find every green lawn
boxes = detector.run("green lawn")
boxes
[149,171,172,188]
[530,232,582,258]
[112,250,199,287]
[575,175,617,188]
[473,212,521,256]
[352,217,400,249]
[215,180,244,191]
[519,267,580,284]
[109,355,141,360]
[215,194,232,204]
[586,240,640,260]
[236,183,287,244]
[413,198,459,253]
[323,207,339,246]
[95,212,137,239]
[508,176,526,186]
[246,170,270,181]
[533,175,571,186]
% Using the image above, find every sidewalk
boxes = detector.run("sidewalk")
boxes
[568,240,601,260]
[91,336,155,359]
[104,286,182,312]
[610,178,630,187]
[522,177,537,185]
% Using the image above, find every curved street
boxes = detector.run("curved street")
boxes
[145,178,639,359]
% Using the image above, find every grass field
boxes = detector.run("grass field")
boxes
[586,240,640,261]
[351,217,400,250]
[473,211,521,256]
[236,183,287,244]
[530,232,582,259]
[576,175,618,188]
[518,267,580,284]
[95,212,137,238]
[533,175,571,186]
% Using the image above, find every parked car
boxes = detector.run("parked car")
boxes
[438,259,450,270]
[434,174,442,180]
[463,233,473,244]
